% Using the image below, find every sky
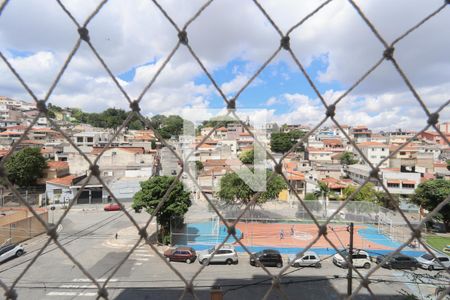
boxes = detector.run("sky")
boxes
[0,0,449,131]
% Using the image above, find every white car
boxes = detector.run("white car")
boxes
[416,253,450,271]
[198,244,238,265]
[0,244,24,263]
[333,249,371,269]
[287,251,321,268]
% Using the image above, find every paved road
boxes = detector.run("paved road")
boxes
[0,206,447,299]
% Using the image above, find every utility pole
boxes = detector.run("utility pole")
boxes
[347,222,354,296]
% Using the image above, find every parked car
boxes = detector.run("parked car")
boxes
[287,251,321,268]
[333,249,371,269]
[163,247,196,264]
[104,203,121,211]
[376,253,418,270]
[250,249,283,268]
[198,244,238,265]
[0,244,24,263]
[416,253,450,271]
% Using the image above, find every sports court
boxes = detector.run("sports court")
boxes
[173,220,424,256]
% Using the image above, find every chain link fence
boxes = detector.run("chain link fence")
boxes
[0,0,449,299]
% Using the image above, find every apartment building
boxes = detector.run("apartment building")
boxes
[355,142,389,168]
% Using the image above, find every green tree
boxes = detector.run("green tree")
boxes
[314,182,330,200]
[340,151,358,165]
[342,183,378,202]
[201,115,236,128]
[375,191,400,210]
[132,176,191,243]
[239,149,254,165]
[270,130,305,153]
[195,161,204,171]
[411,179,450,231]
[150,139,157,150]
[151,115,193,139]
[218,170,287,205]
[304,193,318,200]
[5,147,46,187]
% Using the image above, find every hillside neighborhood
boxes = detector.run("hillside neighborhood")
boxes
[0,96,449,210]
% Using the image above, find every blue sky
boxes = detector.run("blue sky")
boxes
[0,0,448,130]
[118,55,343,115]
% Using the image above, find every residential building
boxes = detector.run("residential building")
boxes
[352,125,372,143]
[355,142,389,168]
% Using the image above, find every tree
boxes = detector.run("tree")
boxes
[270,130,305,153]
[195,161,204,171]
[218,170,287,206]
[5,147,46,187]
[342,183,378,202]
[304,193,318,200]
[132,176,191,243]
[239,149,254,165]
[411,179,450,231]
[150,115,193,139]
[314,182,330,200]
[340,151,358,165]
[375,191,400,210]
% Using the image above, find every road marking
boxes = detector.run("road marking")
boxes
[46,292,96,297]
[134,262,143,266]
[134,254,153,257]
[72,278,118,282]
[133,258,149,261]
[47,292,77,296]
[60,284,96,289]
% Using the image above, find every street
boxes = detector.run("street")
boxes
[0,206,447,299]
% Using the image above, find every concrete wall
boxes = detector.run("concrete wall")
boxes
[0,208,48,244]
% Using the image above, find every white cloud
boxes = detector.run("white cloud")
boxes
[265,96,279,106]
[0,0,448,130]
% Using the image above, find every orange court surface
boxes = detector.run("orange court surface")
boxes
[234,222,394,251]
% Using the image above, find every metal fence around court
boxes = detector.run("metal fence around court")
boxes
[0,0,449,300]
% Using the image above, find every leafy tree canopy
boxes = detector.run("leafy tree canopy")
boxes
[411,179,450,231]
[342,183,378,202]
[71,107,147,130]
[218,170,287,205]
[5,147,46,187]
[239,149,254,165]
[304,193,318,200]
[132,176,191,232]
[151,115,193,139]
[270,130,305,153]
[340,151,358,165]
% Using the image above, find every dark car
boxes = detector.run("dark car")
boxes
[250,249,283,268]
[376,253,418,270]
[163,247,197,264]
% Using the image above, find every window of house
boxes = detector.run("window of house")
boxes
[400,151,406,155]
[77,137,83,143]
[402,183,415,189]
[387,183,399,188]
[87,137,94,143]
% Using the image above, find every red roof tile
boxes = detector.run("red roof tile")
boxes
[47,161,69,169]
[46,175,76,186]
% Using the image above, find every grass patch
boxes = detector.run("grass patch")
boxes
[425,235,450,252]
